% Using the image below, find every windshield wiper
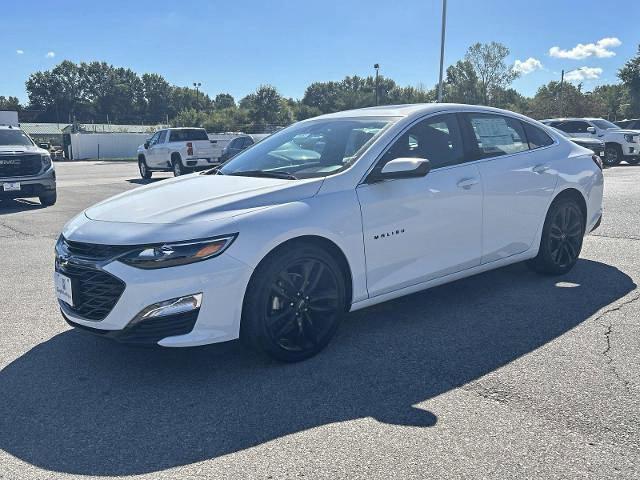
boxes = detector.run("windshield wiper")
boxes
[202,165,224,175]
[229,170,298,180]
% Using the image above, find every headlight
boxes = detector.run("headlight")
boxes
[119,234,237,269]
[41,154,52,170]
[624,134,638,143]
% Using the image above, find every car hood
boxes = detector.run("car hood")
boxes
[570,137,603,145]
[84,173,323,225]
[608,129,640,135]
[0,144,48,155]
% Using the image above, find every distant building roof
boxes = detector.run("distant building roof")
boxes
[21,123,69,135]
[66,123,168,134]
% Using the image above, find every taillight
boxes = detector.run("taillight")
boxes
[592,154,603,170]
[187,142,193,156]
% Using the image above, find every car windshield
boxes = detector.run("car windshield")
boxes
[218,117,397,179]
[591,119,618,130]
[550,127,571,138]
[0,129,33,146]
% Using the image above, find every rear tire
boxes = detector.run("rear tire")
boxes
[39,190,57,207]
[603,144,622,167]
[527,198,585,275]
[241,243,347,362]
[138,157,152,179]
[172,157,184,176]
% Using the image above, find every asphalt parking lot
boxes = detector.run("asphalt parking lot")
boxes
[0,161,638,479]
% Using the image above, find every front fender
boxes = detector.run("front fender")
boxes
[227,190,368,303]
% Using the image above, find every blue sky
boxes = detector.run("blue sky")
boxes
[2,0,639,104]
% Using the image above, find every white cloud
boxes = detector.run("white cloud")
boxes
[16,49,24,55]
[45,51,55,58]
[549,37,621,59]
[565,67,603,82]
[513,57,543,75]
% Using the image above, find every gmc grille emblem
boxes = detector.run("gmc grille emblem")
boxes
[0,159,20,165]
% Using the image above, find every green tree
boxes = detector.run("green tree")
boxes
[443,60,481,104]
[464,42,519,105]
[618,44,640,117]
[214,93,236,110]
[142,73,172,122]
[240,85,292,129]
[0,96,22,111]
[528,81,589,119]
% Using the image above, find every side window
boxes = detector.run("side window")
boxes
[522,122,554,149]
[561,121,589,134]
[157,130,167,144]
[467,113,528,157]
[243,137,254,147]
[379,114,465,170]
[149,132,160,146]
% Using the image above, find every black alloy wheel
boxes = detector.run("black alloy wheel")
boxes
[242,244,346,362]
[528,198,584,275]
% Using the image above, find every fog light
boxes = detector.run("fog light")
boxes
[133,293,203,323]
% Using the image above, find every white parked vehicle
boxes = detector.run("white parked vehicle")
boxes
[137,127,219,178]
[56,104,604,362]
[541,117,640,166]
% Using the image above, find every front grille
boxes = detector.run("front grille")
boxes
[62,310,199,345]
[0,154,42,177]
[63,238,137,261]
[57,262,125,321]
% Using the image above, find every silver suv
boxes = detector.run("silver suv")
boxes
[0,125,57,206]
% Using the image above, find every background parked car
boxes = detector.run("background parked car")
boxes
[615,119,640,130]
[542,117,640,166]
[219,135,255,162]
[548,127,605,157]
[0,125,57,206]
[137,127,218,178]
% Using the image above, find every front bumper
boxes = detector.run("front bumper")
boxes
[0,167,56,199]
[59,252,253,347]
[621,141,640,157]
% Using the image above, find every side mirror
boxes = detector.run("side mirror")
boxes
[371,158,431,182]
[143,141,150,149]
[587,127,596,134]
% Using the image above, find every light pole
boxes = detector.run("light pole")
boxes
[558,68,580,116]
[437,0,447,102]
[374,64,380,105]
[193,82,201,109]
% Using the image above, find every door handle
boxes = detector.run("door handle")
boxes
[456,178,479,190]
[532,164,550,174]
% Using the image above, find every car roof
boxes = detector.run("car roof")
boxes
[542,117,608,122]
[314,103,539,122]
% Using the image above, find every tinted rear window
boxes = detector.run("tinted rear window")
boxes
[169,129,209,142]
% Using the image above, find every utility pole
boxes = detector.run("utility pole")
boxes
[559,69,565,117]
[437,0,447,102]
[193,82,201,110]
[374,64,380,105]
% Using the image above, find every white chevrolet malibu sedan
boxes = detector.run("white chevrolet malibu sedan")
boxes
[55,104,604,361]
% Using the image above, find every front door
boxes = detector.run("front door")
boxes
[357,114,483,298]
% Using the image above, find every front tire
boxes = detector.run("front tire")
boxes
[527,198,585,275]
[242,244,347,362]
[39,190,57,206]
[138,157,152,179]
[603,144,622,167]
[626,157,640,166]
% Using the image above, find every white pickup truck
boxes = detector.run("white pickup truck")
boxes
[542,117,640,167]
[137,128,219,178]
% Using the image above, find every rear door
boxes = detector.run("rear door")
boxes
[462,113,558,263]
